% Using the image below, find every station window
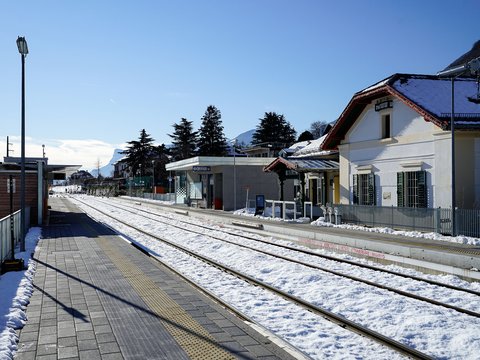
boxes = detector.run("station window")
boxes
[382,114,391,139]
[397,171,427,208]
[353,173,375,205]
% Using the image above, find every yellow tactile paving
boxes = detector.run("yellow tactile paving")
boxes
[96,236,236,360]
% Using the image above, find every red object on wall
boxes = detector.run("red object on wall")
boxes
[214,198,223,210]
[154,186,166,194]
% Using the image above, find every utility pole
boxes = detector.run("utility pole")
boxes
[437,56,480,237]
[6,136,14,157]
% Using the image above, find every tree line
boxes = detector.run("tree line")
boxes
[121,104,329,183]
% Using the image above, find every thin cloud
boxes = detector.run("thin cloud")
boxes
[0,136,122,171]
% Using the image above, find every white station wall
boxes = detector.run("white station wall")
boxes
[341,99,450,208]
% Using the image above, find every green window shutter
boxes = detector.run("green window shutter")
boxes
[367,173,375,205]
[397,172,404,207]
[353,174,358,204]
[417,170,427,208]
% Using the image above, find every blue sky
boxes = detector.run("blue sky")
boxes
[0,0,479,169]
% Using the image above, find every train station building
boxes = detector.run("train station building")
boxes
[165,156,294,211]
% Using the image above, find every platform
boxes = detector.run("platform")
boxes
[14,197,298,360]
[134,200,480,281]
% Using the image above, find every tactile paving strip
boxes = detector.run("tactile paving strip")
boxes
[96,236,235,360]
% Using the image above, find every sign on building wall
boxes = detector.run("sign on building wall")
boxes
[192,166,211,172]
[375,100,393,112]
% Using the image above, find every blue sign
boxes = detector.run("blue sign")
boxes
[255,195,265,215]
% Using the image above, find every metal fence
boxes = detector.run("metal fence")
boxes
[333,204,480,237]
[0,210,21,264]
[141,192,176,202]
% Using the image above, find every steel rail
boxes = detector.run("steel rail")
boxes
[96,197,480,319]
[114,197,480,297]
[75,196,433,360]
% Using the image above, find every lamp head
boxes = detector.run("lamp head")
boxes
[16,36,28,55]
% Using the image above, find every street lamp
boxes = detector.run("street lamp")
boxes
[233,139,237,212]
[42,144,45,158]
[151,160,155,200]
[437,56,480,236]
[17,36,28,252]
[128,166,132,197]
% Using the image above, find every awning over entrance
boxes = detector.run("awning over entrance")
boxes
[264,157,339,173]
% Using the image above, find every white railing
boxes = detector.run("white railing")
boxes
[304,201,313,220]
[265,200,300,221]
[0,210,21,264]
[141,193,176,202]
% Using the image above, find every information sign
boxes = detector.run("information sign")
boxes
[7,178,16,193]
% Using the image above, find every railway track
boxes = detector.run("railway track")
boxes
[70,195,455,359]
[97,197,480,317]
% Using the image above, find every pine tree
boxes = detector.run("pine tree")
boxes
[121,129,156,177]
[197,105,228,156]
[168,118,197,161]
[297,130,314,142]
[151,144,170,187]
[252,112,296,146]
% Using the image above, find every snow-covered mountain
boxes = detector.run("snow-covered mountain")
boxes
[90,148,124,178]
[229,129,255,147]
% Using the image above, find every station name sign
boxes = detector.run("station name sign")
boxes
[192,166,211,172]
[375,100,393,112]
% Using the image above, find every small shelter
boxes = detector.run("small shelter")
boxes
[166,156,286,211]
[264,135,340,206]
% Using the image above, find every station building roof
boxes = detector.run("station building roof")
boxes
[2,157,81,178]
[166,156,276,171]
[323,73,480,150]
[264,157,339,173]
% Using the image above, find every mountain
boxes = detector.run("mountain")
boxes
[229,129,255,147]
[90,148,124,178]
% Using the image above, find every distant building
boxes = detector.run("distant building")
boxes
[0,157,80,225]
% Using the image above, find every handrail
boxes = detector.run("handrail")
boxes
[0,210,21,264]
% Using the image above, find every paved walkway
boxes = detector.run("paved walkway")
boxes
[15,198,297,360]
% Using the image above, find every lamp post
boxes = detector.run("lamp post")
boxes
[7,136,14,157]
[151,160,155,200]
[437,56,480,236]
[17,36,28,252]
[233,139,237,212]
[42,144,45,158]
[128,166,132,197]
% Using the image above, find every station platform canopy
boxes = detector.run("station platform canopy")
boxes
[3,156,81,180]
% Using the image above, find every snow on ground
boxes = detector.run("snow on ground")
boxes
[0,228,41,360]
[235,206,480,246]
[72,195,480,359]
[3,194,480,359]
[310,217,480,246]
